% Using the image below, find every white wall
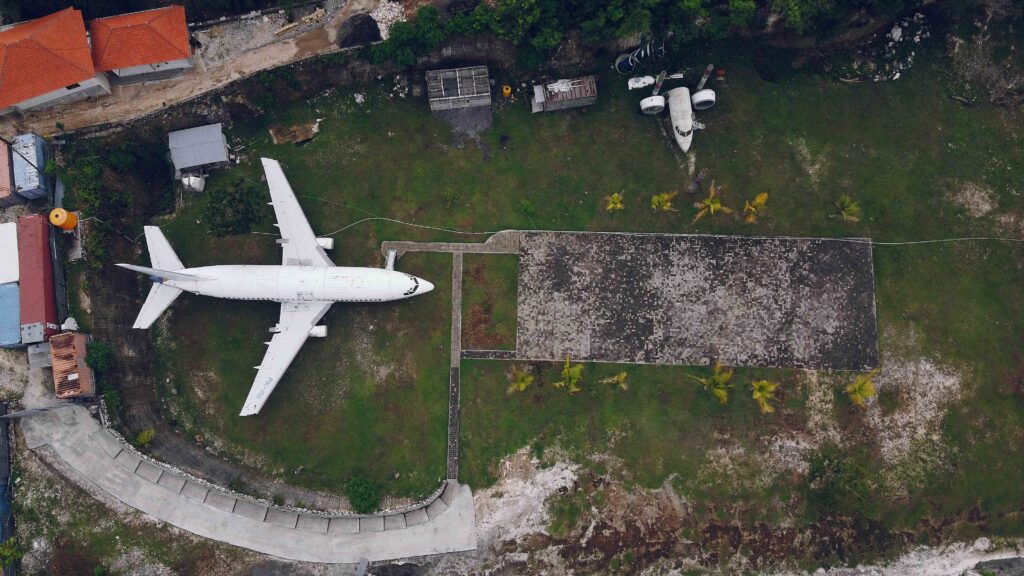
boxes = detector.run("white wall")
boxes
[12,74,111,113]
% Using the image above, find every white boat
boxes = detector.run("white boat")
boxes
[666,87,693,152]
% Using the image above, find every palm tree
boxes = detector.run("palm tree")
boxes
[651,190,679,212]
[750,379,780,413]
[687,362,734,404]
[599,372,629,391]
[832,194,862,222]
[692,181,733,224]
[845,369,879,408]
[743,192,769,224]
[506,367,534,394]
[553,355,584,394]
[605,192,625,212]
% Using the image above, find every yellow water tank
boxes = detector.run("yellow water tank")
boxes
[502,84,512,98]
[49,208,78,231]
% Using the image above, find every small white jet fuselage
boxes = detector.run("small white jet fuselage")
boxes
[119,158,434,416]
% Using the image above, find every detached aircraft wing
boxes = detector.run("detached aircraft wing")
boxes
[261,157,335,267]
[240,301,332,416]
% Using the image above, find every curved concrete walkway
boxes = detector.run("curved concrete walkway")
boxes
[21,405,476,563]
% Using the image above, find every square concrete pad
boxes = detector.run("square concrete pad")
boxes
[405,508,429,526]
[113,450,141,472]
[517,232,879,370]
[180,480,209,502]
[426,498,448,519]
[204,490,236,512]
[384,514,407,531]
[135,460,163,483]
[90,430,123,458]
[265,508,298,529]
[157,472,186,493]
[296,514,330,533]
[234,499,269,522]
[328,517,359,534]
[359,516,384,532]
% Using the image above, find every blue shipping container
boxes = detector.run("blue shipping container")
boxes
[12,133,46,200]
[0,283,20,348]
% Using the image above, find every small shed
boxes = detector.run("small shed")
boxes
[11,134,47,200]
[49,332,95,398]
[0,140,22,208]
[531,76,598,113]
[426,66,491,111]
[168,123,230,178]
[0,223,17,285]
[18,214,58,344]
[0,283,19,349]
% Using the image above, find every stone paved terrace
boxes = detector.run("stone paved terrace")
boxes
[516,232,879,371]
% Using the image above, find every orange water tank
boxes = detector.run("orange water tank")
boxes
[49,208,78,231]
[502,84,512,98]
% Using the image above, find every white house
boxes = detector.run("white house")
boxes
[0,8,111,116]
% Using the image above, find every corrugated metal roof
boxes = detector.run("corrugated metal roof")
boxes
[168,123,229,171]
[0,223,17,285]
[17,214,57,343]
[50,332,95,398]
[12,134,46,200]
[0,283,19,348]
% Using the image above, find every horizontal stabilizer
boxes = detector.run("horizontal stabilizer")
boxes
[132,283,183,329]
[116,263,202,282]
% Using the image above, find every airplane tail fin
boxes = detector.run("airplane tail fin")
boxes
[118,227,190,329]
[142,226,184,271]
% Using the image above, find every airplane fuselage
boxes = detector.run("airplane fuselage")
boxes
[161,265,433,303]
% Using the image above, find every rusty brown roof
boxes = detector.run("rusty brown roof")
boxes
[50,332,95,398]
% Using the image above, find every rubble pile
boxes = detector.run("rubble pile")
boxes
[839,13,931,82]
[370,1,406,40]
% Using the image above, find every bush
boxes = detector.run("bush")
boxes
[345,477,382,514]
[103,386,123,419]
[135,427,156,448]
[86,341,115,374]
[203,178,265,236]
[371,6,448,66]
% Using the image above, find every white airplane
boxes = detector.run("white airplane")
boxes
[119,158,434,416]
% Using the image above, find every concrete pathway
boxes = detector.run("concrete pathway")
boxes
[20,405,476,562]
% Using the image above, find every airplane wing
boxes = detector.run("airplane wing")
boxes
[260,158,334,267]
[239,301,332,416]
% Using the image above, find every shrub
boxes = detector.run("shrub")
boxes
[203,178,265,236]
[345,476,382,514]
[135,427,156,448]
[86,341,115,374]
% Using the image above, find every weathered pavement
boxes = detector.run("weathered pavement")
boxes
[20,405,476,563]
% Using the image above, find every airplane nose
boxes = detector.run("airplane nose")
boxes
[419,278,434,293]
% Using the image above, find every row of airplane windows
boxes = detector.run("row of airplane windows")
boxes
[226,297,384,302]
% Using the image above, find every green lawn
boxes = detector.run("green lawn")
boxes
[143,45,1023,530]
[461,254,519,350]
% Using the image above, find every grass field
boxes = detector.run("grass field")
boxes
[143,42,1024,534]
[461,254,518,350]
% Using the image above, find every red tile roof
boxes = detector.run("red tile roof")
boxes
[89,6,190,72]
[0,8,96,109]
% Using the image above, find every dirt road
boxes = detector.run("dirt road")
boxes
[0,0,378,138]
